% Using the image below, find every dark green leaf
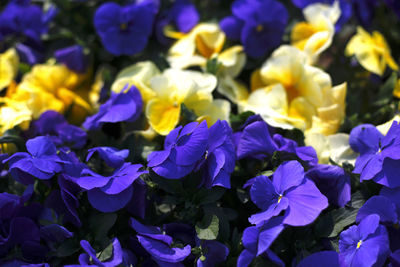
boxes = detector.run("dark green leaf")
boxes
[196,214,219,240]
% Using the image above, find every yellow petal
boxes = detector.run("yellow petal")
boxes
[146,99,181,136]
[217,75,249,104]
[195,99,231,126]
[217,45,246,77]
[0,48,19,90]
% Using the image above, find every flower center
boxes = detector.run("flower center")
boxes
[256,24,264,32]
[356,240,362,249]
[204,150,209,160]
[278,194,283,203]
[120,23,128,30]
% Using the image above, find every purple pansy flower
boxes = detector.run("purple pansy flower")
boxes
[306,164,351,207]
[54,45,88,73]
[86,146,129,169]
[33,110,87,149]
[234,115,318,166]
[297,251,339,267]
[93,1,158,56]
[155,0,199,45]
[220,0,288,58]
[237,217,285,267]
[0,0,54,43]
[83,85,143,131]
[147,121,209,179]
[75,163,147,212]
[350,122,400,188]
[197,120,236,189]
[248,161,328,226]
[3,136,63,185]
[339,214,390,267]
[129,218,192,265]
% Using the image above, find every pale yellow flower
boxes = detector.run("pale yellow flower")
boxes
[167,23,226,69]
[111,61,160,104]
[346,27,398,76]
[146,69,219,135]
[291,1,340,63]
[305,133,357,165]
[240,45,346,136]
[0,48,19,90]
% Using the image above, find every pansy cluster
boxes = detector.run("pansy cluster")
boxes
[2,0,400,266]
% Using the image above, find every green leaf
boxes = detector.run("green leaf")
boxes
[328,191,366,237]
[196,214,219,240]
[193,187,226,205]
[90,213,117,242]
[56,239,80,257]
[205,58,221,75]
[375,72,398,105]
[97,241,114,262]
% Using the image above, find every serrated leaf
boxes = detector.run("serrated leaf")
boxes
[196,215,219,240]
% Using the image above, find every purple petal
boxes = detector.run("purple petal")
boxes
[273,161,305,194]
[283,179,328,226]
[356,196,398,224]
[87,186,133,212]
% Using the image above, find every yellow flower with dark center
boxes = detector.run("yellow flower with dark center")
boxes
[346,27,398,76]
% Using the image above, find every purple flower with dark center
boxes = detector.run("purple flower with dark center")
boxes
[306,164,351,207]
[129,218,192,265]
[339,214,390,267]
[83,85,143,131]
[220,0,288,58]
[197,120,235,189]
[297,251,339,267]
[350,122,400,188]
[155,0,199,45]
[237,217,285,267]
[234,115,317,166]
[86,146,129,169]
[54,45,88,73]
[249,161,328,226]
[33,110,87,149]
[75,163,147,212]
[0,0,55,43]
[94,1,158,56]
[147,121,209,179]
[3,136,63,185]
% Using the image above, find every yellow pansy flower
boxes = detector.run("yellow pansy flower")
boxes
[167,23,245,109]
[0,98,31,135]
[291,1,340,64]
[146,69,218,135]
[167,23,226,69]
[0,48,19,90]
[345,27,398,76]
[240,45,346,136]
[16,63,94,124]
[305,133,357,165]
